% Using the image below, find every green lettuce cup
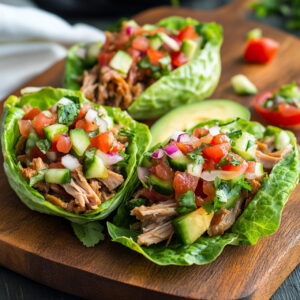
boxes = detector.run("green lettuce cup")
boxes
[1,87,151,225]
[64,16,223,120]
[107,119,300,265]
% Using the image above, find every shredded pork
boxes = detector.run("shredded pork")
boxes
[100,169,124,191]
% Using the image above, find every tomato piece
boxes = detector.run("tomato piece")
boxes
[211,133,230,145]
[90,131,123,153]
[75,119,98,132]
[126,48,140,62]
[147,49,164,65]
[193,127,209,138]
[221,152,248,173]
[203,158,217,171]
[177,25,199,41]
[202,143,231,163]
[49,162,65,169]
[244,37,279,64]
[18,120,32,138]
[203,181,215,201]
[98,52,115,67]
[131,36,149,51]
[176,142,193,154]
[115,32,130,49]
[22,107,41,120]
[52,134,72,153]
[33,112,57,137]
[173,171,198,199]
[29,146,47,161]
[246,161,256,173]
[152,157,174,181]
[191,134,213,148]
[171,51,189,67]
[254,91,300,127]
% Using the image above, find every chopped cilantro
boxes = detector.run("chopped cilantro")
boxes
[216,153,241,169]
[226,130,242,139]
[57,102,79,126]
[187,148,205,165]
[36,139,51,154]
[118,128,135,139]
[201,201,214,214]
[176,190,197,215]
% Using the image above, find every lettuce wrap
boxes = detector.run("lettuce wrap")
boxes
[64,17,222,120]
[107,119,300,265]
[1,87,151,225]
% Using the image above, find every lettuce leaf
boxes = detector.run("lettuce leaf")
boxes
[108,119,300,265]
[64,17,222,120]
[1,87,151,224]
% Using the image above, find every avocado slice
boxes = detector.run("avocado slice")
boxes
[150,100,250,146]
[173,207,214,245]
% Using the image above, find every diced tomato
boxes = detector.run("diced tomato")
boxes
[52,134,72,153]
[173,171,199,199]
[126,48,140,62]
[76,102,94,121]
[131,36,149,51]
[22,107,41,120]
[33,112,57,137]
[193,127,209,138]
[176,142,193,154]
[75,119,98,132]
[115,32,130,49]
[244,37,279,64]
[203,181,215,201]
[211,133,230,145]
[191,134,213,148]
[18,120,32,138]
[202,143,231,163]
[221,152,248,173]
[177,25,198,41]
[90,131,123,153]
[202,158,216,171]
[254,91,300,127]
[49,162,65,169]
[147,49,164,65]
[246,161,256,173]
[152,157,174,181]
[98,52,115,67]
[171,51,188,67]
[29,146,47,161]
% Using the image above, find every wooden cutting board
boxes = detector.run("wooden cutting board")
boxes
[1,1,300,299]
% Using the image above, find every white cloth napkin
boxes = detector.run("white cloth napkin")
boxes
[0,4,105,100]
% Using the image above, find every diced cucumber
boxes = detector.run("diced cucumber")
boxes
[126,20,138,27]
[25,131,39,155]
[187,163,202,177]
[148,175,174,195]
[45,168,71,184]
[158,32,180,51]
[29,169,47,186]
[70,128,90,156]
[181,39,198,60]
[275,130,290,150]
[142,24,156,31]
[44,124,68,141]
[232,131,257,161]
[109,50,133,74]
[254,162,264,177]
[86,42,102,65]
[149,35,163,50]
[246,28,262,40]
[84,153,108,179]
[168,154,192,171]
[173,207,214,245]
[231,74,258,95]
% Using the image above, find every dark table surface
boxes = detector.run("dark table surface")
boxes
[0,0,299,299]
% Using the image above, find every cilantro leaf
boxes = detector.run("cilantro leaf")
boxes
[201,200,214,214]
[187,148,205,165]
[176,190,197,215]
[246,140,255,151]
[71,222,105,247]
[126,198,147,211]
[36,139,51,154]
[226,130,242,139]
[118,128,135,139]
[57,102,79,126]
[216,153,241,169]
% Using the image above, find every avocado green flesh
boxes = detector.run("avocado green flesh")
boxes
[150,100,250,146]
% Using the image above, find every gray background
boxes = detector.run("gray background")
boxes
[0,0,299,299]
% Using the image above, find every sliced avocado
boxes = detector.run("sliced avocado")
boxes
[167,154,192,171]
[173,207,214,245]
[148,175,174,195]
[150,100,250,146]
[181,39,199,60]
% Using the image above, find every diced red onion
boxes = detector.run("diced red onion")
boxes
[96,150,124,165]
[85,109,98,123]
[187,163,202,177]
[126,26,134,35]
[177,133,191,144]
[245,172,257,180]
[163,43,172,51]
[61,154,81,170]
[96,117,108,132]
[20,86,44,95]
[209,126,220,136]
[46,151,57,162]
[164,144,182,159]
[137,167,150,183]
[171,130,185,141]
[201,170,242,181]
[152,148,164,159]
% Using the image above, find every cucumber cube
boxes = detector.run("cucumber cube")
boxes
[70,128,90,156]
[109,50,133,74]
[44,124,68,141]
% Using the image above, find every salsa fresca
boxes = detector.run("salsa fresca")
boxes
[80,20,202,109]
[254,82,300,127]
[131,120,293,246]
[17,97,129,214]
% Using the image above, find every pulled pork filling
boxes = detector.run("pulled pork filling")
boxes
[130,124,292,246]
[17,99,130,214]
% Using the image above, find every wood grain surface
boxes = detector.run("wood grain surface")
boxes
[1,1,300,299]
